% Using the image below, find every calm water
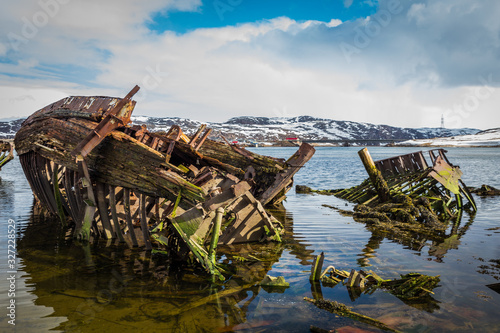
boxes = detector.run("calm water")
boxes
[0,146,499,332]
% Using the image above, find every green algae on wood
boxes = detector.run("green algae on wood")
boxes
[304,297,402,333]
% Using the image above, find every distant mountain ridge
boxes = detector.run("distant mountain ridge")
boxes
[0,115,479,142]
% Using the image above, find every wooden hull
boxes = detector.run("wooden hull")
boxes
[14,92,315,278]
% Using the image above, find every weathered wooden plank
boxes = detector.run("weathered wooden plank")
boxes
[259,143,316,206]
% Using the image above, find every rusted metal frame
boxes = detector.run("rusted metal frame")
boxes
[123,188,138,247]
[108,185,126,243]
[189,124,207,147]
[140,193,153,251]
[194,128,212,151]
[95,182,115,239]
[71,85,139,158]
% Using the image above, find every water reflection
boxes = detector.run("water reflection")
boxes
[353,210,477,266]
[16,204,302,332]
[6,147,500,332]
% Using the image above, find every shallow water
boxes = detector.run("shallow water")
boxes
[0,147,499,332]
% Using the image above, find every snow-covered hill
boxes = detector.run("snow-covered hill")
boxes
[397,128,500,147]
[0,118,24,139]
[0,115,479,142]
[131,115,479,142]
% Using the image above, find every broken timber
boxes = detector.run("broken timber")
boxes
[14,86,315,278]
[0,140,14,171]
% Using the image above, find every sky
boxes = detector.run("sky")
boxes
[1,0,500,129]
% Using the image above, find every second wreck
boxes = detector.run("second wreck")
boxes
[14,85,315,277]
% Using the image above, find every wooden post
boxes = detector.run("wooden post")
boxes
[358,148,391,202]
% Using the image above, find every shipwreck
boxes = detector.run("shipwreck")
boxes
[14,85,315,278]
[297,148,477,251]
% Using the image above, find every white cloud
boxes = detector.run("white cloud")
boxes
[0,0,499,130]
[343,0,354,9]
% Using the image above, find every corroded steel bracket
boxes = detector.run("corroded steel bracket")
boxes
[71,85,140,158]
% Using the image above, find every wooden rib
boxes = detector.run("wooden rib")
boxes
[64,169,80,223]
[124,188,138,247]
[109,185,125,243]
[140,193,153,251]
[96,182,114,239]
[36,155,58,214]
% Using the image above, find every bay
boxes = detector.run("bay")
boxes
[0,146,499,332]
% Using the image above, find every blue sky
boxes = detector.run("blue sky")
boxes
[149,0,378,33]
[0,0,499,129]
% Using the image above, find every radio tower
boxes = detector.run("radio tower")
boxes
[441,114,445,129]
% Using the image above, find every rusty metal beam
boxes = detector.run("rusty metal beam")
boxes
[71,85,140,158]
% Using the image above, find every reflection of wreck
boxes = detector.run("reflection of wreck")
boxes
[16,208,287,332]
[0,140,14,171]
[14,86,315,277]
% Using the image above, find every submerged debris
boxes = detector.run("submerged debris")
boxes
[14,86,315,278]
[304,297,401,333]
[470,184,500,196]
[0,140,14,171]
[310,252,440,304]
